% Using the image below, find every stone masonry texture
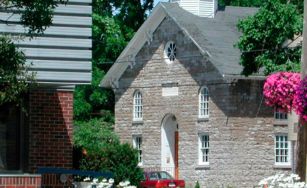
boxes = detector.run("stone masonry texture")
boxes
[114,17,291,187]
[29,89,73,187]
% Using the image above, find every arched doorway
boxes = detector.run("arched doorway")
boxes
[161,114,179,178]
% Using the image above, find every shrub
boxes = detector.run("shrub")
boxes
[74,119,143,186]
[194,181,200,188]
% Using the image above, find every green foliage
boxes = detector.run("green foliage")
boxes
[114,0,154,31]
[218,0,303,13]
[74,118,143,186]
[80,143,144,186]
[1,0,66,34]
[218,0,263,7]
[73,84,115,121]
[194,181,200,188]
[74,0,154,122]
[0,36,34,105]
[74,118,119,154]
[0,0,65,106]
[92,14,128,69]
[236,0,303,75]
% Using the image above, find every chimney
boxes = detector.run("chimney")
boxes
[170,0,218,18]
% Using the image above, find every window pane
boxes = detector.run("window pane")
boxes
[133,91,143,120]
[133,136,142,164]
[199,87,209,117]
[199,134,209,163]
[275,135,290,165]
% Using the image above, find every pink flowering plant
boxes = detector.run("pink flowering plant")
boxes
[293,76,307,122]
[263,72,301,112]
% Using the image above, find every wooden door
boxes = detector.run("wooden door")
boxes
[174,131,179,179]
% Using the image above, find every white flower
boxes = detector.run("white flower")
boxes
[83,177,91,182]
[124,180,130,186]
[93,178,99,184]
[108,178,114,184]
[259,173,306,188]
[119,181,125,187]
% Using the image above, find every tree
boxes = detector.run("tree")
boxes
[0,0,65,105]
[73,0,154,184]
[236,0,303,76]
[0,36,33,105]
[219,0,303,13]
[74,0,154,122]
[1,0,66,34]
[218,0,263,7]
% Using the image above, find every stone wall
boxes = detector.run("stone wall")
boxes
[114,17,291,187]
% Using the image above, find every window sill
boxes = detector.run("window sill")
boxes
[195,164,210,170]
[132,120,144,125]
[198,117,209,122]
[274,164,291,169]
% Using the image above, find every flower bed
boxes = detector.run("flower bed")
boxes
[73,178,136,188]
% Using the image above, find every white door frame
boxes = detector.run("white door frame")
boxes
[161,114,178,177]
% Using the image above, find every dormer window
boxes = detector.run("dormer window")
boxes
[133,91,143,121]
[164,41,176,64]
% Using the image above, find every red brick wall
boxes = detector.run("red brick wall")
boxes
[28,89,73,186]
[0,175,41,188]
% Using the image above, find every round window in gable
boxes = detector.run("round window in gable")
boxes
[164,41,176,64]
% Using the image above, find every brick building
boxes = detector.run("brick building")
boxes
[101,1,294,187]
[0,0,92,187]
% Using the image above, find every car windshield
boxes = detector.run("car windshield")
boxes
[159,171,173,180]
[148,171,174,180]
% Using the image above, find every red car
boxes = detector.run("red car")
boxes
[140,171,185,188]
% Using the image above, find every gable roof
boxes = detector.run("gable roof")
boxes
[100,2,259,88]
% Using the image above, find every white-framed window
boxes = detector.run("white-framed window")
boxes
[274,110,288,120]
[275,134,291,166]
[164,41,176,64]
[133,135,143,165]
[199,87,209,118]
[133,91,142,121]
[198,133,209,165]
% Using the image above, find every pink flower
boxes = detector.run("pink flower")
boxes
[293,76,307,122]
[263,72,301,113]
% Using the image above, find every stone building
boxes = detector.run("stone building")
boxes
[101,1,293,187]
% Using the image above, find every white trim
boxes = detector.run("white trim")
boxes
[164,41,177,64]
[274,110,288,120]
[133,91,143,121]
[274,134,291,167]
[198,133,209,165]
[199,86,209,118]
